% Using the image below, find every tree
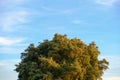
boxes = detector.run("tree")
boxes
[15,33,109,80]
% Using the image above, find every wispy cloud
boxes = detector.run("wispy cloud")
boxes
[0,10,29,32]
[0,59,20,80]
[40,5,74,16]
[72,20,83,24]
[0,37,24,46]
[0,0,28,7]
[0,36,26,54]
[104,77,120,80]
[100,55,120,80]
[96,0,119,6]
[0,46,25,54]
[0,0,31,32]
[0,62,7,66]
[0,59,20,68]
[41,6,56,12]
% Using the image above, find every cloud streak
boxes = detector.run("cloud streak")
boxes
[0,59,20,68]
[0,0,28,7]
[0,59,20,80]
[100,55,120,80]
[0,36,26,54]
[0,0,31,32]
[40,5,74,16]
[0,37,24,46]
[96,0,119,6]
[104,77,120,80]
[72,20,83,24]
[0,46,25,54]
[0,10,29,32]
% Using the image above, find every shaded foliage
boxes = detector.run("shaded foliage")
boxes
[15,33,109,80]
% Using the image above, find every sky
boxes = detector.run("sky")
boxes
[0,0,120,80]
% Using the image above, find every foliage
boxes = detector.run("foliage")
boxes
[15,33,109,80]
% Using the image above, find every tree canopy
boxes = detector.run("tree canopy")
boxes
[15,33,109,80]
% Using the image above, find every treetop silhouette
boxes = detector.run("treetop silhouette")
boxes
[15,33,109,80]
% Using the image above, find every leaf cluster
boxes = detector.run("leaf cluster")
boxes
[15,34,109,80]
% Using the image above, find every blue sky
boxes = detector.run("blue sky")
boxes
[0,0,120,80]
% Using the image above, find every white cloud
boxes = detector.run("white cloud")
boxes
[104,77,120,80]
[72,20,83,24]
[96,0,119,6]
[0,10,29,32]
[40,5,74,16]
[0,59,20,66]
[100,55,120,80]
[41,6,56,12]
[0,0,28,7]
[0,62,7,66]
[0,37,26,54]
[0,59,20,70]
[0,0,30,32]
[0,59,20,80]
[0,46,25,54]
[0,37,24,46]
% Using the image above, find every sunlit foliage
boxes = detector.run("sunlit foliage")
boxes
[15,33,109,80]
